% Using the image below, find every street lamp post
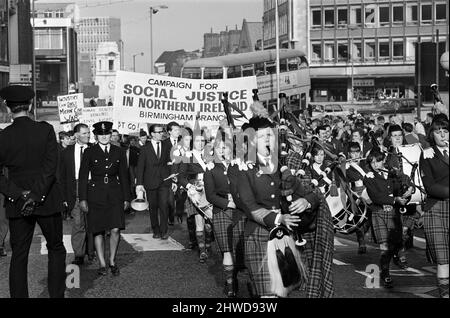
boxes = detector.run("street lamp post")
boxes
[133,52,144,72]
[149,5,168,74]
[274,0,280,111]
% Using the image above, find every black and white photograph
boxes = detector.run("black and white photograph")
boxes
[0,0,448,302]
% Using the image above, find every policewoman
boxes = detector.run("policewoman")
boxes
[78,121,131,276]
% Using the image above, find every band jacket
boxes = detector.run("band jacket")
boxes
[419,145,449,210]
[363,171,395,208]
[346,161,369,187]
[0,117,63,218]
[178,155,206,188]
[237,163,320,236]
[78,144,131,205]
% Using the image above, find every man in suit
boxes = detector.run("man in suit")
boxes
[163,121,181,225]
[348,127,372,158]
[136,124,171,239]
[0,85,66,298]
[60,123,95,265]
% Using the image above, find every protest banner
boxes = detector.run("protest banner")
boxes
[80,106,114,128]
[112,71,257,129]
[58,93,83,124]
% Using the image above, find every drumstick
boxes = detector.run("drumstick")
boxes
[164,173,179,181]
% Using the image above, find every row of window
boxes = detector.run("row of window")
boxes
[263,14,288,40]
[34,29,63,50]
[311,37,432,63]
[311,2,447,29]
[263,0,288,11]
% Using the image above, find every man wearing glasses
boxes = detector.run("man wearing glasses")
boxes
[136,124,172,239]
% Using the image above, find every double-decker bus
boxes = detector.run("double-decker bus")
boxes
[181,49,310,113]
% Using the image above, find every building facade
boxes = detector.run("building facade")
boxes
[95,42,120,104]
[203,26,241,57]
[77,17,122,82]
[262,0,449,103]
[0,0,8,90]
[33,2,79,105]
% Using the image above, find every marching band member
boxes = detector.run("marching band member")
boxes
[385,124,416,268]
[419,118,449,298]
[308,147,333,195]
[235,114,322,298]
[178,130,213,263]
[363,149,410,288]
[204,133,245,297]
[345,142,371,254]
[78,121,131,276]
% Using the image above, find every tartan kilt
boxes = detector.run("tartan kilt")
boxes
[371,205,401,245]
[184,198,198,217]
[424,199,449,265]
[212,208,245,255]
[245,225,273,297]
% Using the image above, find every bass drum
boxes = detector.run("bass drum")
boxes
[326,187,369,234]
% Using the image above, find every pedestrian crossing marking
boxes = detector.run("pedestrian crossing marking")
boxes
[39,234,73,255]
[333,259,349,265]
[39,234,185,254]
[120,234,185,251]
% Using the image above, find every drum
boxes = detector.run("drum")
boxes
[326,187,369,234]
[397,144,426,205]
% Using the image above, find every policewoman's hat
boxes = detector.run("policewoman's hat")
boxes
[93,121,113,135]
[0,85,35,109]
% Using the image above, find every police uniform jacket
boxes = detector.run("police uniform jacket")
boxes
[419,145,449,210]
[78,144,131,205]
[0,117,63,218]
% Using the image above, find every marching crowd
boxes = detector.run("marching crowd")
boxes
[0,84,448,299]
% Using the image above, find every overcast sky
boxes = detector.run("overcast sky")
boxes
[44,0,263,73]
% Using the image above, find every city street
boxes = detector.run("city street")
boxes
[0,210,439,298]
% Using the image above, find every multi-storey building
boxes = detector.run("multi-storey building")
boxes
[77,17,122,81]
[0,0,8,89]
[262,0,449,103]
[33,2,79,104]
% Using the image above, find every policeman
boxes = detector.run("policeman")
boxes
[78,121,131,276]
[0,85,66,298]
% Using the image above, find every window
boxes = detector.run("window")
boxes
[242,65,254,77]
[44,10,53,18]
[99,60,102,70]
[280,59,288,72]
[435,3,447,21]
[350,41,362,61]
[393,40,404,60]
[406,4,418,24]
[204,67,224,79]
[337,42,348,61]
[55,10,64,18]
[312,9,321,28]
[324,9,335,27]
[379,40,390,60]
[34,29,63,50]
[364,5,376,27]
[109,60,114,71]
[365,41,375,60]
[311,42,322,62]
[379,6,390,26]
[337,8,348,26]
[324,42,335,62]
[393,6,403,23]
[421,4,432,23]
[280,14,288,35]
[255,62,265,76]
[350,6,362,25]
[287,58,299,71]
[181,67,201,79]
[265,62,276,74]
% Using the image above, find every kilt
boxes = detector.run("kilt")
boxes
[371,205,401,245]
[245,225,273,297]
[424,199,449,265]
[184,198,198,217]
[212,208,245,255]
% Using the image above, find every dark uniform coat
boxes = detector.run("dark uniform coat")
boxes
[78,143,131,234]
[0,117,64,218]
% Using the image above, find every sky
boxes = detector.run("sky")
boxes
[44,0,264,73]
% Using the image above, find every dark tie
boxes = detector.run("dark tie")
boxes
[104,145,109,155]
[444,150,449,165]
[80,146,84,162]
[157,142,160,159]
